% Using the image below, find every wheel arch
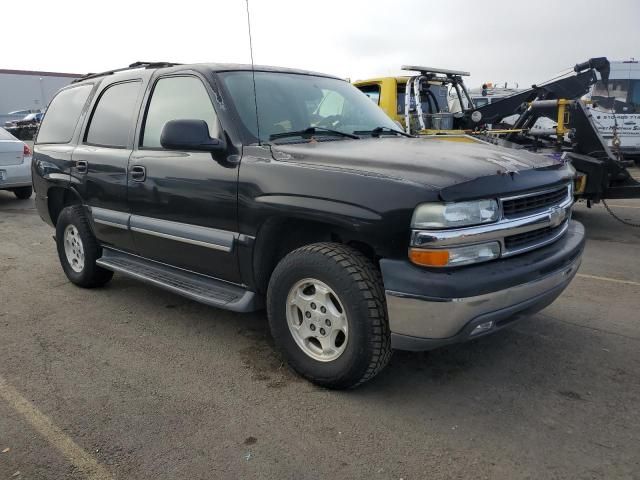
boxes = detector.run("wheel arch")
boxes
[47,186,83,226]
[250,215,383,295]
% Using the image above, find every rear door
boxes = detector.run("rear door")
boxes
[32,83,94,200]
[127,73,241,282]
[72,78,145,251]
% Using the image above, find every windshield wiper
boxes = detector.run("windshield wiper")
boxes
[353,126,413,138]
[269,127,359,141]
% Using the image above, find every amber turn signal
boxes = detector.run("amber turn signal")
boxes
[408,248,450,267]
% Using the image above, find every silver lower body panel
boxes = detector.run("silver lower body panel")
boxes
[385,254,581,342]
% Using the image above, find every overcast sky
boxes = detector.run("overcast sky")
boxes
[4,0,639,88]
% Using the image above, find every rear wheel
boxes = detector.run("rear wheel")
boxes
[55,205,113,288]
[267,243,391,389]
[13,186,32,199]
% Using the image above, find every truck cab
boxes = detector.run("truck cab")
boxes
[355,75,453,132]
[354,66,478,137]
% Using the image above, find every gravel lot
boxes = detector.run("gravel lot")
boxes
[0,191,639,479]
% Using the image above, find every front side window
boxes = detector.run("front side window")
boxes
[220,71,399,142]
[85,81,141,148]
[358,85,381,105]
[591,79,632,113]
[142,76,220,148]
[36,84,93,144]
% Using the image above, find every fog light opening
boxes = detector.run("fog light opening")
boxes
[471,321,494,336]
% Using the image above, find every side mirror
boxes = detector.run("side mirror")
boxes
[160,119,225,152]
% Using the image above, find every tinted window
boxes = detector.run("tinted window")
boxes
[36,84,92,144]
[142,76,219,148]
[85,81,141,147]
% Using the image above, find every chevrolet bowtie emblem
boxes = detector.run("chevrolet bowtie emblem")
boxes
[548,206,565,227]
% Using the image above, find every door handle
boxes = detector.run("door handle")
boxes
[130,165,146,182]
[76,160,88,173]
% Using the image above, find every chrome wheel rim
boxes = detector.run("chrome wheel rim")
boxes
[63,225,85,273]
[286,278,348,362]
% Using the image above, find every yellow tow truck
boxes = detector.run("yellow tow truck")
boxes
[353,66,479,143]
[353,61,640,204]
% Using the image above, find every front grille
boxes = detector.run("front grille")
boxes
[411,182,574,262]
[502,185,569,218]
[504,222,566,251]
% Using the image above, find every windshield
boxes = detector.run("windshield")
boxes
[591,79,640,114]
[220,71,400,142]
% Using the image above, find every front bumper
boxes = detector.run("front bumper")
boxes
[0,157,32,189]
[381,220,585,351]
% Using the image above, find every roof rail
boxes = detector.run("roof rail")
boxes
[127,61,182,69]
[71,61,182,83]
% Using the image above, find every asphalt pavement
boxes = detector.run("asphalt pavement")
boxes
[0,192,639,479]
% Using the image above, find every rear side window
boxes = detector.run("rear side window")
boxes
[142,76,219,148]
[85,81,142,148]
[36,84,93,144]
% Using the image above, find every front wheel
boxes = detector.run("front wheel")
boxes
[55,205,113,288]
[267,243,391,389]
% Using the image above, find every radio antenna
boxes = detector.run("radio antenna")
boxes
[245,0,261,144]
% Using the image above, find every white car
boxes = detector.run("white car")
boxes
[0,127,33,199]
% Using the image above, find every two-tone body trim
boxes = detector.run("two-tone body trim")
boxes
[92,207,130,230]
[89,206,243,252]
[129,215,236,252]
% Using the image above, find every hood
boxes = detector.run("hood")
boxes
[270,137,560,190]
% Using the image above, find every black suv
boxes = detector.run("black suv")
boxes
[32,62,585,388]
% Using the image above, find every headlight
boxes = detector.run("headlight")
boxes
[409,242,501,267]
[411,199,499,229]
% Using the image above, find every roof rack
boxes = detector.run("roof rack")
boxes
[71,61,182,83]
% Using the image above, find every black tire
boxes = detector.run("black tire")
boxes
[267,243,391,389]
[55,205,113,288]
[13,186,33,199]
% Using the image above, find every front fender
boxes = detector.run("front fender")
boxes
[254,194,382,229]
